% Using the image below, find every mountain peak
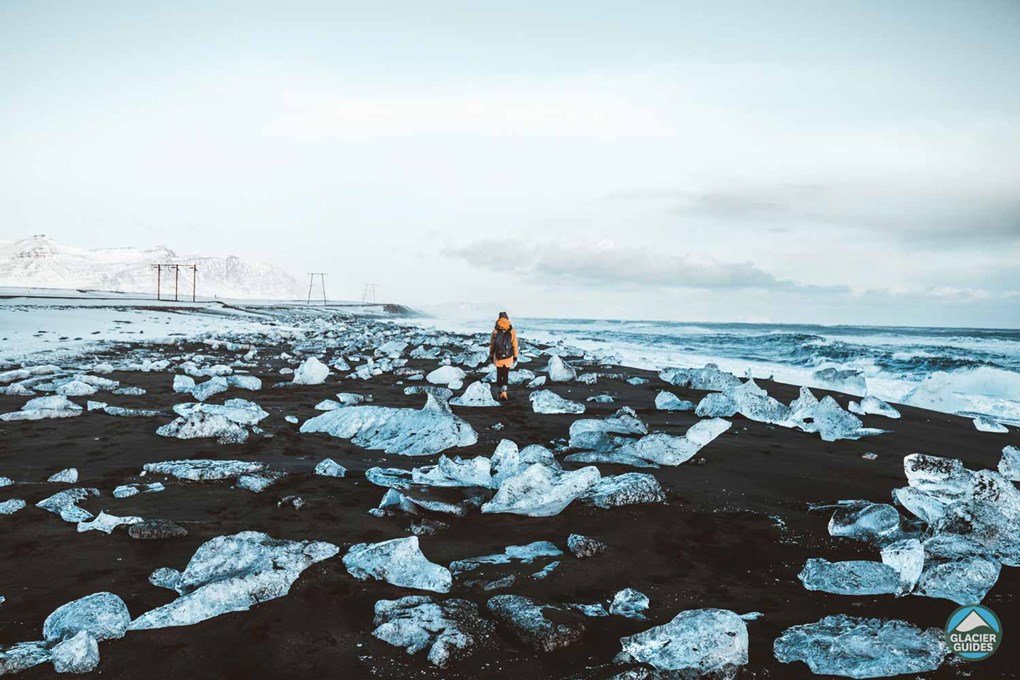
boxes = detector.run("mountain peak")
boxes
[0,236,304,299]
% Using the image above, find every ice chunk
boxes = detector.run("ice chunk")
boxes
[530,561,559,579]
[0,476,13,487]
[487,595,586,652]
[372,596,495,668]
[412,455,493,489]
[973,416,1008,433]
[571,419,730,468]
[798,558,900,596]
[112,386,146,396]
[699,379,791,424]
[546,355,576,382]
[130,531,338,630]
[343,536,452,593]
[142,459,265,481]
[314,458,347,478]
[577,372,598,385]
[903,453,972,499]
[427,365,466,386]
[795,396,872,442]
[923,534,992,561]
[568,407,648,449]
[172,375,196,393]
[100,404,167,418]
[1,395,83,421]
[694,392,737,417]
[77,511,143,534]
[112,483,164,498]
[529,389,586,414]
[619,608,748,675]
[450,381,499,407]
[774,615,947,678]
[827,500,901,543]
[581,473,665,508]
[291,356,330,385]
[482,464,600,517]
[450,541,561,575]
[226,374,262,391]
[157,411,249,444]
[36,488,100,522]
[0,499,27,515]
[892,486,949,526]
[787,386,819,419]
[659,364,741,391]
[43,592,130,642]
[47,467,78,484]
[526,375,547,389]
[301,392,477,456]
[172,398,269,425]
[880,538,924,594]
[813,367,867,394]
[0,642,52,674]
[236,471,285,493]
[654,391,694,411]
[915,556,1000,605]
[848,395,901,419]
[567,534,607,558]
[610,588,649,619]
[336,392,372,405]
[191,376,228,402]
[1000,445,1020,481]
[376,340,408,357]
[56,380,97,397]
[50,631,99,674]
[486,440,559,487]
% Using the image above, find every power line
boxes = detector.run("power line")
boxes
[152,264,197,302]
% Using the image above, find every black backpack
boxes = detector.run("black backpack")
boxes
[493,327,514,360]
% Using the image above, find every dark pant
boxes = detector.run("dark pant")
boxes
[496,365,510,390]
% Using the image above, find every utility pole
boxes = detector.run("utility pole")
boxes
[307,273,327,305]
[153,263,197,302]
[362,283,377,304]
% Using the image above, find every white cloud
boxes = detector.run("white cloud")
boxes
[445,238,842,293]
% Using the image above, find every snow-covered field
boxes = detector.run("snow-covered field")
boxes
[0,288,416,367]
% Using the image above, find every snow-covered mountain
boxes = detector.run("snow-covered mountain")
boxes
[0,235,305,300]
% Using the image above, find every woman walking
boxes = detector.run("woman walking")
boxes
[489,311,519,401]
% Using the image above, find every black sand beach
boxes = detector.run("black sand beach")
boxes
[1,336,1017,679]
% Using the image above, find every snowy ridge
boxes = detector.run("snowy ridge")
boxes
[0,235,304,300]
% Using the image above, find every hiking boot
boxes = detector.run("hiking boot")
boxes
[499,389,508,401]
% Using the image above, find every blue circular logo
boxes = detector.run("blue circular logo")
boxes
[946,604,1002,661]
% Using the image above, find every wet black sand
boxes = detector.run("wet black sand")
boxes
[1,341,1017,679]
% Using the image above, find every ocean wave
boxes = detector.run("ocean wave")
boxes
[515,318,1020,423]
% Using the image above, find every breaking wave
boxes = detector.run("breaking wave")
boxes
[517,319,1020,424]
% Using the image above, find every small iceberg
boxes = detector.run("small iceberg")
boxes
[774,615,946,678]
[301,390,477,456]
[618,608,748,676]
[343,536,452,593]
[529,389,585,414]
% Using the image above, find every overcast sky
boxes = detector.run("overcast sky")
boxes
[1,1,1018,327]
